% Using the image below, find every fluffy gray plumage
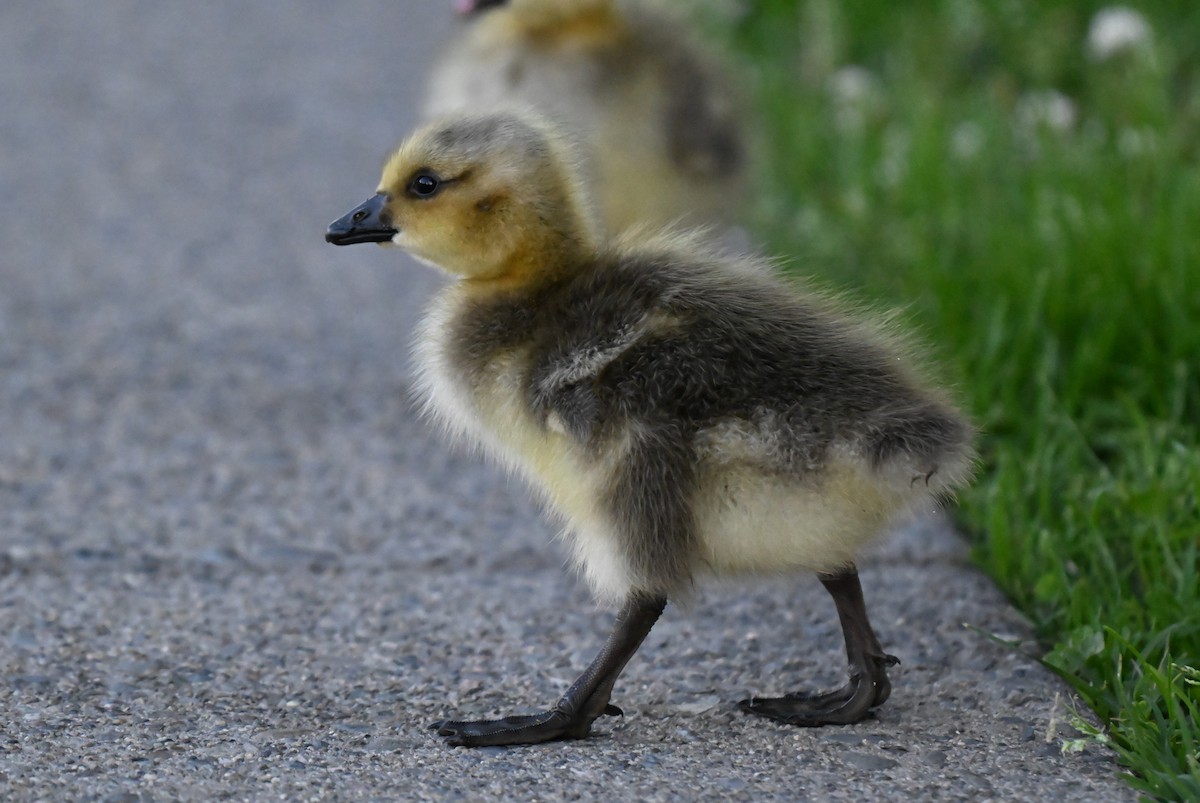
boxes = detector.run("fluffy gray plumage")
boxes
[440,242,974,597]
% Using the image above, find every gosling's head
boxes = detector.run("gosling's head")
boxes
[453,0,613,24]
[327,112,597,282]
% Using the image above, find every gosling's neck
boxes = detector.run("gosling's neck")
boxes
[462,217,597,296]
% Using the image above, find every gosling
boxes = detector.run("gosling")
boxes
[426,0,746,236]
[326,112,975,747]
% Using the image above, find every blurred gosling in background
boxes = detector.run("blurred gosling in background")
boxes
[427,0,748,237]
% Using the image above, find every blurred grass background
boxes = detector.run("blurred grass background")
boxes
[707,1,1199,798]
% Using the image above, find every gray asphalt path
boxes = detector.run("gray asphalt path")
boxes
[0,3,1132,800]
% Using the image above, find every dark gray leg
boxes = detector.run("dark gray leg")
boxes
[739,565,898,726]
[433,593,667,747]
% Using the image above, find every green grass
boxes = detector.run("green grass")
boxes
[717,1,1200,798]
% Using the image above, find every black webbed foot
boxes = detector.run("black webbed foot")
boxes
[430,595,664,748]
[432,703,623,747]
[738,653,898,727]
[740,566,898,728]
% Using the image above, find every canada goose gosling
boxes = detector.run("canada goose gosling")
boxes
[428,0,746,236]
[326,112,975,747]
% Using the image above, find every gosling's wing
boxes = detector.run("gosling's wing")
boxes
[525,251,965,458]
[525,268,668,442]
[524,257,785,440]
[573,261,844,427]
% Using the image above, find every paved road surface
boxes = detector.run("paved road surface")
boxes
[0,3,1132,800]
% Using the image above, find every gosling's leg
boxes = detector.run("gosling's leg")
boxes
[433,593,667,747]
[739,565,898,726]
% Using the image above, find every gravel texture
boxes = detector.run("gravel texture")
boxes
[0,3,1134,800]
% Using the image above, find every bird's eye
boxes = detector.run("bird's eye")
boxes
[409,173,440,198]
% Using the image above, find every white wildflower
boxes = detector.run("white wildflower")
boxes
[951,122,985,161]
[1087,7,1152,61]
[827,66,884,131]
[840,187,868,220]
[877,127,909,187]
[1015,90,1077,136]
[828,66,878,106]
[1117,127,1158,159]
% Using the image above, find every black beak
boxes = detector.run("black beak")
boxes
[325,193,397,246]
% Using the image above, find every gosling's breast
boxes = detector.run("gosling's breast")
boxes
[412,286,618,527]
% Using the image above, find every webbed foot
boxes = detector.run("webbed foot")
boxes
[432,703,623,747]
[739,653,898,726]
[741,566,898,728]
[430,594,664,749]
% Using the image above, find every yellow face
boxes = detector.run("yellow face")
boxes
[327,113,596,284]
[377,131,515,279]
